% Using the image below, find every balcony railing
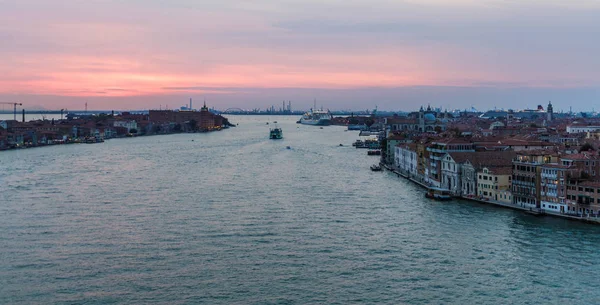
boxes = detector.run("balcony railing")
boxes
[427,148,446,153]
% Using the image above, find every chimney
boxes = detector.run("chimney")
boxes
[22,109,25,122]
[190,98,192,110]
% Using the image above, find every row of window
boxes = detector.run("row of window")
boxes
[514,165,535,172]
[566,206,597,214]
[567,186,600,193]
[543,204,560,210]
[478,175,499,182]
[478,183,499,190]
[513,186,537,195]
[515,197,536,205]
[566,195,600,203]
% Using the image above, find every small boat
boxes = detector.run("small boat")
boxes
[370,164,382,171]
[270,127,283,139]
[425,187,452,201]
[266,122,269,125]
[273,121,278,123]
[84,136,104,144]
[319,127,324,129]
[286,146,291,149]
[367,150,381,155]
[339,144,344,146]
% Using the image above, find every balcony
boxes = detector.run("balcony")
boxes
[513,159,542,165]
[427,148,446,154]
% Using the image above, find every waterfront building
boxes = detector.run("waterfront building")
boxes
[149,102,225,131]
[415,139,431,182]
[461,160,478,197]
[113,120,138,133]
[477,166,512,201]
[426,138,475,187]
[512,150,559,208]
[394,143,418,177]
[386,134,411,165]
[443,151,516,197]
[441,152,474,195]
[566,180,600,216]
[540,164,576,214]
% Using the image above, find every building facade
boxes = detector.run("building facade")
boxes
[395,144,418,177]
[540,164,573,214]
[426,139,475,187]
[477,166,512,201]
[512,151,558,208]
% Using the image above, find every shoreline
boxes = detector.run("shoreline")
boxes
[0,128,231,152]
[381,163,600,225]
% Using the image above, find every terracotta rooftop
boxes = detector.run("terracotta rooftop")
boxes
[447,151,516,167]
[484,166,513,175]
[561,152,600,160]
[433,137,473,145]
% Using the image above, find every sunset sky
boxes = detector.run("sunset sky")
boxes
[1,0,599,111]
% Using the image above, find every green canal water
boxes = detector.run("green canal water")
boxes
[2,115,600,304]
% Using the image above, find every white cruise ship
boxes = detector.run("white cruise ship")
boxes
[299,108,332,126]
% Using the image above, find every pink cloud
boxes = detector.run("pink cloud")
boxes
[0,0,599,109]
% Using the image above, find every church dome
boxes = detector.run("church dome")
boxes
[424,113,436,122]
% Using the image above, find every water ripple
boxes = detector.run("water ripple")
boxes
[1,116,600,304]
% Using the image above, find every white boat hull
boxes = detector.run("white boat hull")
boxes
[299,118,331,126]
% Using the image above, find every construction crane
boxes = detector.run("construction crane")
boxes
[0,102,23,121]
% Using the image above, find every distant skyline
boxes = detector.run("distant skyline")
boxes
[1,0,599,111]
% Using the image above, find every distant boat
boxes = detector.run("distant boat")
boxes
[286,146,291,149]
[273,121,278,123]
[370,164,382,171]
[84,136,104,144]
[270,127,283,139]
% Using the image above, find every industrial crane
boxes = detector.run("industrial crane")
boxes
[0,102,23,121]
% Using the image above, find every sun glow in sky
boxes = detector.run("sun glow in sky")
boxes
[1,0,599,110]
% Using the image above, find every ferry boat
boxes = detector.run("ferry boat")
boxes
[425,187,452,201]
[353,138,380,149]
[269,127,283,139]
[299,107,332,126]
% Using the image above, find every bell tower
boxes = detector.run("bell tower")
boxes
[547,101,554,122]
